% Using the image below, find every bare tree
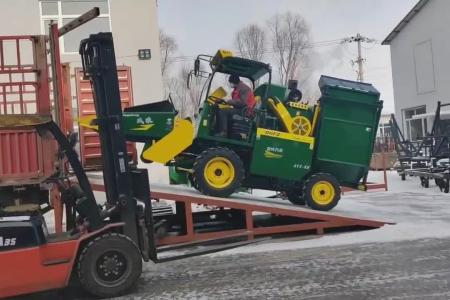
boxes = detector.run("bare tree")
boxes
[234,24,266,61]
[268,13,311,86]
[169,65,204,119]
[159,29,178,77]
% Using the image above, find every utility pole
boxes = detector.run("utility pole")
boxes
[342,33,376,82]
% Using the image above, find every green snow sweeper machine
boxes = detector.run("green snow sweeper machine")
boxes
[80,49,383,211]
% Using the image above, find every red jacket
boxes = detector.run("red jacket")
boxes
[229,82,256,116]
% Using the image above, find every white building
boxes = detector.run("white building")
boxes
[382,0,450,141]
[0,0,164,171]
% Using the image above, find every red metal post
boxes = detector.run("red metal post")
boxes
[49,24,66,131]
[51,185,63,234]
[245,210,254,240]
[184,201,195,237]
[34,35,51,114]
[382,150,388,191]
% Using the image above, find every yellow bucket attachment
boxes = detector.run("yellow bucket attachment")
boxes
[141,117,194,164]
[78,115,98,131]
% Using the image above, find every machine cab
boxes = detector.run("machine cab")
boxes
[190,50,271,143]
[189,50,317,144]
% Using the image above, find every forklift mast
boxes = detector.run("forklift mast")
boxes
[79,33,151,245]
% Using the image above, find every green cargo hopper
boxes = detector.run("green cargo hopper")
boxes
[313,76,383,189]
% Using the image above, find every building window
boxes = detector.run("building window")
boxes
[403,106,426,141]
[39,0,111,54]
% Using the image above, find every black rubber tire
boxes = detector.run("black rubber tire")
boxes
[445,180,450,194]
[192,147,244,197]
[77,233,142,298]
[188,174,200,191]
[401,173,406,181]
[303,173,341,211]
[285,189,306,205]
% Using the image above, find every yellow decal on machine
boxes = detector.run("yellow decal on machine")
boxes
[256,128,315,147]
[131,124,154,131]
[264,147,283,159]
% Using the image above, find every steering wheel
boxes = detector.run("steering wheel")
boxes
[208,95,227,105]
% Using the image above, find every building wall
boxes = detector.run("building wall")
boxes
[0,1,41,35]
[390,0,450,135]
[0,0,166,181]
[110,0,164,103]
[0,0,163,104]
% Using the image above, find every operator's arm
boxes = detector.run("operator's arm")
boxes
[227,85,249,109]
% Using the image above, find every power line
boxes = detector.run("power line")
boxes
[341,33,377,82]
[165,38,345,64]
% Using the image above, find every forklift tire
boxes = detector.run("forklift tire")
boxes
[401,173,406,181]
[285,189,306,205]
[192,147,244,197]
[303,173,341,211]
[77,233,142,298]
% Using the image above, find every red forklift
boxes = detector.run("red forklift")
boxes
[0,27,252,298]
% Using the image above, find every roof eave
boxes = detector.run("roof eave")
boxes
[382,0,430,45]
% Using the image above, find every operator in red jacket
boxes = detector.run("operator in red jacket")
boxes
[215,74,256,137]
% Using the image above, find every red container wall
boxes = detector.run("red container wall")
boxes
[0,130,54,185]
[0,36,56,186]
[76,66,136,169]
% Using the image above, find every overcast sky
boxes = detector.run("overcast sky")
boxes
[158,0,418,113]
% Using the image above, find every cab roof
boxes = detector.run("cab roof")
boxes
[211,52,271,82]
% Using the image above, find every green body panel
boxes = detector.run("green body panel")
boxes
[254,83,287,102]
[312,76,383,187]
[122,111,175,141]
[286,105,314,121]
[196,101,216,139]
[250,132,313,181]
[169,166,188,184]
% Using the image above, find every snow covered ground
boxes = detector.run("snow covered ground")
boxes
[221,170,450,255]
[27,170,450,300]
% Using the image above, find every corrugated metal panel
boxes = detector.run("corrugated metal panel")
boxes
[76,66,136,169]
[0,36,55,186]
[0,130,43,185]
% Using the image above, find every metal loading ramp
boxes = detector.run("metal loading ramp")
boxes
[151,186,386,245]
[90,181,389,247]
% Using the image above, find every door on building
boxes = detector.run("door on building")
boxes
[76,66,136,169]
[404,106,427,141]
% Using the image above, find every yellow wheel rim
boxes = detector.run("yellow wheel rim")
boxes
[291,116,312,136]
[204,157,235,189]
[311,181,335,205]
